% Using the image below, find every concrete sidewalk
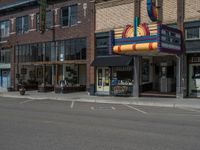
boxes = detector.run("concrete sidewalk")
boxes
[0,91,200,109]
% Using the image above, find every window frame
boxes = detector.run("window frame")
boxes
[60,4,78,27]
[0,20,10,38]
[185,27,200,40]
[16,15,29,35]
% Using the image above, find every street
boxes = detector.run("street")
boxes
[0,97,200,150]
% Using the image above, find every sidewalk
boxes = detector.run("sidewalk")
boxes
[0,90,200,109]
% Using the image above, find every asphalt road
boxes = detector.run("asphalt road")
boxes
[0,97,200,150]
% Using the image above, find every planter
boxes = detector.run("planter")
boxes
[19,89,25,95]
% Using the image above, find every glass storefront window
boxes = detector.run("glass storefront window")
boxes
[111,67,133,96]
[45,42,51,61]
[142,59,150,82]
[15,38,87,63]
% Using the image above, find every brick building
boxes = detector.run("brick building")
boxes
[0,0,95,92]
[92,0,200,98]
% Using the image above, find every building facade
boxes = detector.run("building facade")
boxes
[92,0,200,98]
[0,0,95,92]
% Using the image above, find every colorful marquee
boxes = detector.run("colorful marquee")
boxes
[113,24,182,55]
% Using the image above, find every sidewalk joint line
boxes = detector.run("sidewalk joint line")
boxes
[70,101,75,109]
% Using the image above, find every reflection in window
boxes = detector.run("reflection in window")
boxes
[36,11,52,31]
[61,5,77,26]
[16,16,28,34]
[142,59,150,82]
[0,20,10,38]
[0,49,11,63]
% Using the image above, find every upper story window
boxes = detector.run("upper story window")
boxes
[185,27,200,40]
[61,5,77,27]
[95,32,110,56]
[36,11,53,31]
[16,16,29,35]
[0,20,10,38]
[0,49,11,64]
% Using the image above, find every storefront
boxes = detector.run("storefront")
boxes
[113,23,183,97]
[92,55,133,96]
[15,38,87,92]
[188,55,200,97]
[140,56,176,97]
[0,48,11,90]
[0,65,11,89]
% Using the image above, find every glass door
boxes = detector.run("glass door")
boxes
[96,67,110,94]
[189,64,200,97]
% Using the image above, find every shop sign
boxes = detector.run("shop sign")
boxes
[160,25,182,52]
[0,64,11,69]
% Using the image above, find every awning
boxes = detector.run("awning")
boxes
[91,56,133,67]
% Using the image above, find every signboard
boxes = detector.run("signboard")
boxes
[0,64,10,69]
[160,25,182,54]
[39,0,47,33]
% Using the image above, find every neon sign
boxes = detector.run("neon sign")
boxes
[147,0,158,22]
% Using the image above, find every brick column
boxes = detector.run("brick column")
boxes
[88,0,95,95]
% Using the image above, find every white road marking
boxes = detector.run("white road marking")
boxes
[123,104,147,114]
[20,99,35,104]
[111,106,116,110]
[178,107,200,113]
[70,101,75,109]
[91,106,95,110]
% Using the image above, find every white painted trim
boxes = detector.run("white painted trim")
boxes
[0,41,8,44]
[29,29,36,32]
[9,32,16,35]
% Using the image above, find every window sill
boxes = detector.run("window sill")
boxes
[185,38,200,41]
[61,23,78,28]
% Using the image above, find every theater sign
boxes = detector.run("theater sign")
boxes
[113,23,182,56]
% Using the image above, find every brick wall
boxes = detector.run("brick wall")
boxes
[185,0,200,22]
[162,0,177,24]
[96,0,134,32]
[0,0,95,89]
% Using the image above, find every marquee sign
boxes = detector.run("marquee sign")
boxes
[113,24,182,55]
[112,0,183,56]
[159,25,182,53]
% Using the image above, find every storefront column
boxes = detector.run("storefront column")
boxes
[132,56,140,97]
[176,55,187,98]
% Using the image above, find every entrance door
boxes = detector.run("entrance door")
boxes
[96,68,110,95]
[1,70,10,88]
[189,64,200,97]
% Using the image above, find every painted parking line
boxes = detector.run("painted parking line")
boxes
[123,104,147,114]
[20,99,35,104]
[70,101,75,109]
[111,106,116,110]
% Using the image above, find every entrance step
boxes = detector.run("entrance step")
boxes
[140,91,176,98]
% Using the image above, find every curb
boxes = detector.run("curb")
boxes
[1,94,200,109]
